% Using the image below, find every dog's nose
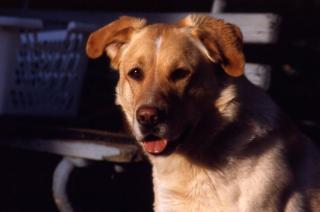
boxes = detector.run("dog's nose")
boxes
[137,106,161,127]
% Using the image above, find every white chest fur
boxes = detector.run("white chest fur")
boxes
[150,154,233,212]
[149,148,287,212]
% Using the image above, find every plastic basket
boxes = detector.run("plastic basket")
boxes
[0,17,95,118]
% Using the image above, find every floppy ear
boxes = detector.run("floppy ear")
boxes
[86,16,146,69]
[178,15,245,77]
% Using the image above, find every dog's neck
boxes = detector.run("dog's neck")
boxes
[175,77,279,166]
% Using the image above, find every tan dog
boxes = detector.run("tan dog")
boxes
[86,15,320,212]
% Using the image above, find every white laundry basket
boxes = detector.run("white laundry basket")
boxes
[0,17,95,118]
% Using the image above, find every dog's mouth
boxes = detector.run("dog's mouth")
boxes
[142,135,168,155]
[140,127,190,155]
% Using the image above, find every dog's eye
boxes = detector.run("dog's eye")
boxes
[170,68,191,81]
[128,68,143,81]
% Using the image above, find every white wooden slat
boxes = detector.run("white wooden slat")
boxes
[1,138,140,162]
[89,12,280,44]
[245,63,272,90]
[214,13,281,44]
[0,11,280,44]
[211,0,227,13]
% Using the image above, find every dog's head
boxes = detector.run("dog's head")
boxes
[86,15,244,156]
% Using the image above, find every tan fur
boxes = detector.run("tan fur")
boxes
[86,15,320,212]
[178,15,245,77]
[214,84,239,122]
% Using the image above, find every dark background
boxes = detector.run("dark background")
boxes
[0,0,320,211]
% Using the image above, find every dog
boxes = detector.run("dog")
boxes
[86,15,320,211]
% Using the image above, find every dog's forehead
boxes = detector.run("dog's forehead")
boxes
[121,24,208,69]
[134,24,193,48]
[137,24,181,39]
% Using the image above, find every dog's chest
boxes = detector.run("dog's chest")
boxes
[150,146,288,212]
[153,172,226,212]
[151,156,240,212]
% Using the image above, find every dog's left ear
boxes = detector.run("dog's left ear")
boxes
[178,15,245,77]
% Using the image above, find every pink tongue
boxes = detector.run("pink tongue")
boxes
[143,139,168,154]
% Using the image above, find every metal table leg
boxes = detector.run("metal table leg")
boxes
[53,157,89,212]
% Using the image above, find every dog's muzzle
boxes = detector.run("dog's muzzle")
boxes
[136,105,169,154]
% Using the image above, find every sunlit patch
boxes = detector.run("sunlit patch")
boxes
[214,85,239,122]
[155,36,162,56]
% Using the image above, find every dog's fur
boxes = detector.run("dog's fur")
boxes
[86,15,320,211]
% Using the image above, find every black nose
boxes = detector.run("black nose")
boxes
[137,105,161,127]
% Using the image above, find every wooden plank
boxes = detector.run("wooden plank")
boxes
[0,137,141,162]
[214,13,281,44]
[245,63,271,90]
[211,0,226,13]
[91,12,280,43]
[0,10,280,43]
[86,12,281,43]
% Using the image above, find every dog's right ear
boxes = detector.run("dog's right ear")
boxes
[86,16,146,69]
[178,15,245,77]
